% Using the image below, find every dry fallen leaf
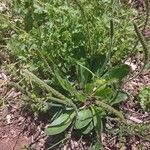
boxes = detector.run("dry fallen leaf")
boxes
[128,116,143,123]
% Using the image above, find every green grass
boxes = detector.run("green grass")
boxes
[0,0,149,148]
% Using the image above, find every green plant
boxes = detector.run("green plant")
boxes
[138,86,150,112]
[9,62,130,140]
[104,122,150,149]
[1,0,149,148]
[1,0,137,72]
[22,63,130,135]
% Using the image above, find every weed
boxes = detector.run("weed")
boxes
[0,0,149,148]
[138,86,150,112]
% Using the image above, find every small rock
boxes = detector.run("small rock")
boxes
[6,114,12,124]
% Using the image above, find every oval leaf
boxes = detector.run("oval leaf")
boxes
[49,110,74,126]
[111,91,128,105]
[95,87,112,99]
[107,64,131,80]
[45,119,72,135]
[89,54,106,74]
[75,108,93,129]
[45,112,75,135]
[82,121,94,134]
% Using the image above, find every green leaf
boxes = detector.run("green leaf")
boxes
[82,121,94,134]
[90,106,97,127]
[76,60,91,85]
[89,54,106,75]
[24,2,34,32]
[45,119,72,135]
[45,111,75,135]
[55,70,74,92]
[107,64,131,81]
[93,106,103,137]
[72,46,86,59]
[95,87,112,99]
[84,83,95,94]
[91,141,103,150]
[49,110,74,126]
[75,92,87,102]
[75,108,93,129]
[55,70,86,102]
[111,91,128,105]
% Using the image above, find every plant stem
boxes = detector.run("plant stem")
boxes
[125,22,149,83]
[36,49,53,74]
[73,0,92,54]
[23,69,66,99]
[23,69,78,114]
[123,0,149,66]
[95,99,126,124]
[143,0,149,31]
[10,82,32,98]
[47,135,70,150]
